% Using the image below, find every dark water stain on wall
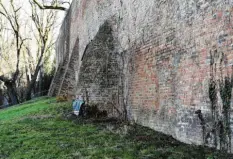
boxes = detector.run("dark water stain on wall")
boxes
[197,50,233,152]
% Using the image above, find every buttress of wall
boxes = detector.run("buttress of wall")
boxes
[49,9,72,96]
[77,22,122,116]
[59,38,80,96]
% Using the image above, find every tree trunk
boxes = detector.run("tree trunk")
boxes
[25,44,45,100]
[38,64,44,96]
[25,66,41,100]
[5,81,18,105]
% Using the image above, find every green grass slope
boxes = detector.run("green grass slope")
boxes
[0,97,231,159]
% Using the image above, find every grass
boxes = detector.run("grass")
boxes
[0,97,232,159]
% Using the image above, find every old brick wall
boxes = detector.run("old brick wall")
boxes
[50,0,233,150]
[77,21,122,115]
[49,9,72,96]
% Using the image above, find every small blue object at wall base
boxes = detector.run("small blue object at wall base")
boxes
[72,99,84,114]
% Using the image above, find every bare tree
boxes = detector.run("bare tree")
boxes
[0,0,28,104]
[0,19,15,71]
[25,1,57,100]
[32,0,70,11]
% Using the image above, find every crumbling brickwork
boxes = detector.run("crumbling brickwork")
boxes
[49,0,233,150]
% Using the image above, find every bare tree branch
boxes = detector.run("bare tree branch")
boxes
[0,0,28,104]
[19,38,31,53]
[26,1,57,100]
[32,0,67,11]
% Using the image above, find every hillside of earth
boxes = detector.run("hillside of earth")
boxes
[0,97,232,159]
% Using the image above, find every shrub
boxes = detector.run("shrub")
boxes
[56,95,68,102]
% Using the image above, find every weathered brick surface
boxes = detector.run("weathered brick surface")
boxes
[59,38,80,96]
[48,9,72,96]
[50,0,233,149]
[77,22,122,115]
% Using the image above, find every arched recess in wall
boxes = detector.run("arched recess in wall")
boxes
[77,21,122,116]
